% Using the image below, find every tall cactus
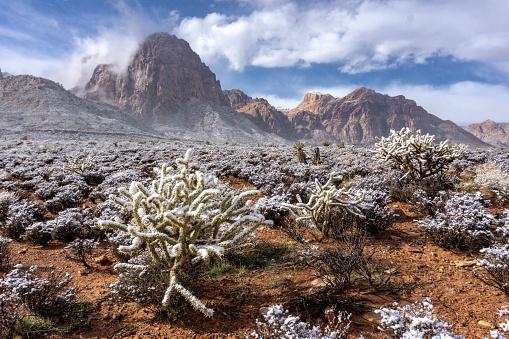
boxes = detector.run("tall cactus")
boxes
[99,149,271,316]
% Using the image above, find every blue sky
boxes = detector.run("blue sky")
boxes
[1,0,508,125]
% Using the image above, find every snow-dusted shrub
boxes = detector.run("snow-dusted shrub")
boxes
[417,192,494,251]
[496,210,509,238]
[0,192,15,222]
[489,309,509,339]
[44,185,84,214]
[50,208,85,242]
[475,243,509,296]
[0,237,11,272]
[24,222,53,246]
[1,264,77,317]
[249,304,351,339]
[65,239,99,269]
[283,172,365,239]
[1,199,42,240]
[374,127,466,181]
[375,298,463,338]
[0,289,22,339]
[100,149,271,317]
[256,194,290,228]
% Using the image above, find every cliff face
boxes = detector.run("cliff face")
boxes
[224,89,295,140]
[85,32,229,121]
[286,88,488,147]
[465,120,509,148]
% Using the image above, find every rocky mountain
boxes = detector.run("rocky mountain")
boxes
[85,32,229,121]
[224,89,295,139]
[82,33,285,144]
[0,75,159,139]
[283,88,488,147]
[464,120,509,148]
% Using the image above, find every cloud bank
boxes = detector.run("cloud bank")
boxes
[175,0,509,74]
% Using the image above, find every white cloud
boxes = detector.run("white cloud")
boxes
[176,0,509,75]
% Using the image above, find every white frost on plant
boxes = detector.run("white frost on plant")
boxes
[375,298,463,339]
[99,148,271,316]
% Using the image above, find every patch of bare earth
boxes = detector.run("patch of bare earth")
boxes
[7,202,508,338]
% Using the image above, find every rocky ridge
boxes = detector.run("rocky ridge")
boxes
[286,88,487,146]
[224,90,295,140]
[464,120,509,148]
[0,75,158,139]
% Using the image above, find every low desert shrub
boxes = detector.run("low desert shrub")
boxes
[0,192,15,222]
[65,239,99,269]
[24,222,53,246]
[50,208,85,242]
[0,290,22,339]
[0,237,11,272]
[100,149,271,317]
[1,199,42,240]
[249,304,351,339]
[417,192,494,251]
[0,265,77,318]
[375,298,463,338]
[475,243,509,296]
[312,223,367,292]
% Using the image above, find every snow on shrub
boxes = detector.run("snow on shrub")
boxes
[375,298,463,338]
[1,199,42,241]
[475,243,509,296]
[0,237,11,272]
[99,149,271,317]
[249,304,351,339]
[417,192,494,251]
[0,264,77,317]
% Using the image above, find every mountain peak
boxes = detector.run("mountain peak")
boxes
[84,32,229,120]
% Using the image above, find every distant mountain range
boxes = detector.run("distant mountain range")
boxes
[0,32,503,147]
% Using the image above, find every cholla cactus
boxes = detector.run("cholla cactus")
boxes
[62,154,96,176]
[99,149,271,317]
[374,127,466,181]
[282,172,364,238]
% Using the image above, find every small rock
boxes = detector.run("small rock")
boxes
[17,248,28,254]
[404,231,421,238]
[310,277,327,287]
[259,307,270,316]
[390,235,402,241]
[78,269,90,276]
[478,320,494,328]
[406,246,423,253]
[102,313,111,320]
[94,255,110,266]
[438,266,444,273]
[363,311,382,324]
[454,260,477,267]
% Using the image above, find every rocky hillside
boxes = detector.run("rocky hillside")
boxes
[85,32,229,121]
[224,90,295,140]
[285,88,488,146]
[464,120,509,148]
[0,75,158,139]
